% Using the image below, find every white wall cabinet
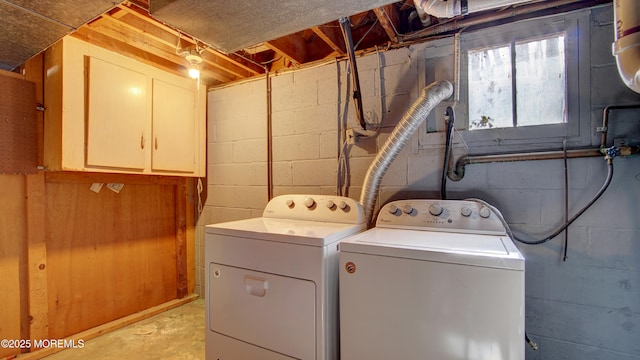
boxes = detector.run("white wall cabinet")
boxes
[44,36,205,177]
[151,79,197,173]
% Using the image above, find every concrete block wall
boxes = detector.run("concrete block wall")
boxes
[198,4,640,358]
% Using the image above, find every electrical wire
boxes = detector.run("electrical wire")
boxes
[465,153,616,352]
[465,155,615,246]
[378,6,400,38]
[355,45,386,138]
[335,58,350,196]
[441,106,455,200]
[354,18,380,50]
[562,138,569,260]
[337,139,350,196]
[197,178,203,214]
[514,158,613,245]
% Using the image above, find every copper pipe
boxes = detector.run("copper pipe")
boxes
[449,148,603,181]
[601,105,640,148]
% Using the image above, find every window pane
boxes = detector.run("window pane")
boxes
[468,45,513,130]
[515,34,566,126]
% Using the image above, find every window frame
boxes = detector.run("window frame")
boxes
[419,10,592,153]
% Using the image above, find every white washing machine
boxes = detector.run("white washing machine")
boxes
[205,194,365,360]
[339,199,525,360]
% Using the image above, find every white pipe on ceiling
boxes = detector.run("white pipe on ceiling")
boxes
[612,0,640,94]
[413,0,533,18]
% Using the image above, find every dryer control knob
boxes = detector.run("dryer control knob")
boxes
[388,205,400,215]
[338,201,348,210]
[429,203,443,216]
[403,205,414,214]
[326,200,335,209]
[460,207,472,217]
[304,197,316,208]
[286,199,294,207]
[479,206,491,218]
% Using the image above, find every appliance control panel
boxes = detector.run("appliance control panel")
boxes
[263,194,365,224]
[376,199,507,235]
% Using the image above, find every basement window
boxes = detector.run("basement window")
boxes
[449,11,589,151]
[419,10,590,151]
[467,33,567,130]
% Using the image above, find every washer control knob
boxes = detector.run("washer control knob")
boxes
[403,205,414,214]
[460,207,472,217]
[326,200,335,209]
[388,205,400,215]
[429,203,443,216]
[338,201,348,210]
[304,197,315,208]
[286,199,294,208]
[479,206,491,218]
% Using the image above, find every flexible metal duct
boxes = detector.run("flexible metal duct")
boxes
[359,80,453,226]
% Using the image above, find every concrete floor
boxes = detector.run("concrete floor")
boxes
[44,299,205,360]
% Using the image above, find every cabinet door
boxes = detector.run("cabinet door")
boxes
[151,79,195,173]
[86,57,148,170]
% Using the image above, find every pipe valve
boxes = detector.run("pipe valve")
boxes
[605,146,621,160]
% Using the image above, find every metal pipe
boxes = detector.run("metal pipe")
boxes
[360,80,453,226]
[441,106,455,200]
[600,104,640,148]
[267,72,273,201]
[401,0,609,42]
[449,148,603,181]
[339,17,367,130]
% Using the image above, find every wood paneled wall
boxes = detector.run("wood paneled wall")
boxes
[45,173,180,338]
[0,56,197,359]
[0,175,27,359]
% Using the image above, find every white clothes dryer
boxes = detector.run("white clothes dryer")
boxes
[205,194,365,360]
[339,199,525,360]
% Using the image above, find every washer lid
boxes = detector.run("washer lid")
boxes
[340,228,524,270]
[206,217,364,247]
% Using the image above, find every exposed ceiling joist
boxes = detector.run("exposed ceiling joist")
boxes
[266,34,309,66]
[373,4,401,43]
[311,24,346,54]
[2,0,607,88]
[115,4,265,76]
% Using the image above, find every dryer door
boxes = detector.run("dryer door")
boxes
[209,263,316,359]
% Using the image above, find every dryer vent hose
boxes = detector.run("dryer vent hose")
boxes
[360,80,453,226]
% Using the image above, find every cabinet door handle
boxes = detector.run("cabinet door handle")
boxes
[155,137,158,150]
[140,134,145,149]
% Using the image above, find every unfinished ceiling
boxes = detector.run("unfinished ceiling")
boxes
[3,0,610,87]
[0,0,123,71]
[148,0,399,53]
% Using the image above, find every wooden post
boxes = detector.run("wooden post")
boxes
[176,178,188,298]
[23,54,49,349]
[25,172,49,345]
[186,178,196,295]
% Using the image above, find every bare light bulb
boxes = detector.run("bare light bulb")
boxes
[185,52,203,80]
[188,67,200,79]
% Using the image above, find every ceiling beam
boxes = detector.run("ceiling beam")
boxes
[265,33,308,66]
[102,11,250,80]
[311,23,346,54]
[88,15,237,83]
[373,4,400,43]
[115,4,265,76]
[350,12,371,28]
